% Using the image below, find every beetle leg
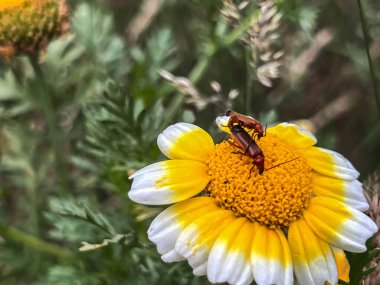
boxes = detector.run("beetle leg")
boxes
[249,163,257,177]
[232,151,245,155]
[227,140,242,150]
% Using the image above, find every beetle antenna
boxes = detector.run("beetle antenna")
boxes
[266,157,299,171]
[214,100,228,112]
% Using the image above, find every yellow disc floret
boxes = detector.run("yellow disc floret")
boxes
[206,133,313,229]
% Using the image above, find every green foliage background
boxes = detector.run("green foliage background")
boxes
[0,0,379,284]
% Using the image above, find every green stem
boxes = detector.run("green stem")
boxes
[160,9,258,128]
[30,58,70,193]
[160,44,216,129]
[245,47,253,113]
[0,223,73,260]
[29,174,40,238]
[357,0,380,120]
[223,9,258,46]
[188,45,216,84]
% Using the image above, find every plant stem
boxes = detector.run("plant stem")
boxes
[0,223,73,260]
[160,43,216,130]
[160,9,258,129]
[245,47,253,113]
[188,44,216,84]
[30,58,70,193]
[357,0,380,120]
[223,9,258,46]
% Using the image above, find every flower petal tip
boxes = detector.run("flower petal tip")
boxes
[215,115,231,134]
[157,122,214,161]
[128,172,136,179]
[161,250,185,263]
[215,115,229,127]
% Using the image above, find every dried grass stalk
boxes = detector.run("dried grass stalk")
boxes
[362,173,380,285]
[222,0,283,87]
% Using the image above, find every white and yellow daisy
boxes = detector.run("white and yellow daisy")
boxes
[128,118,377,285]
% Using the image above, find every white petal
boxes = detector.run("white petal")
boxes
[215,116,231,134]
[148,197,217,260]
[289,218,338,285]
[251,226,293,285]
[341,180,369,211]
[157,123,214,162]
[267,122,317,148]
[313,175,369,211]
[193,263,207,276]
[303,147,359,180]
[161,249,184,262]
[207,218,255,285]
[128,160,209,205]
[304,197,378,253]
[175,209,235,276]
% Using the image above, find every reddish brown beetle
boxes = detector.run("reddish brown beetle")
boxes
[227,119,297,175]
[229,123,265,175]
[225,110,265,139]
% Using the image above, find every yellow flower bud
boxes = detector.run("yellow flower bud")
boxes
[0,0,69,60]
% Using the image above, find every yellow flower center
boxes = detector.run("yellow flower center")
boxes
[206,133,313,229]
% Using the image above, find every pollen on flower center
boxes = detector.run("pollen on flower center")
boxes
[206,133,313,229]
